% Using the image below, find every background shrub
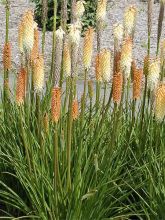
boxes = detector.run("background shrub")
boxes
[31,0,97,31]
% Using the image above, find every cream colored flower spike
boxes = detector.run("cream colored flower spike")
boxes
[148,59,160,91]
[155,84,165,122]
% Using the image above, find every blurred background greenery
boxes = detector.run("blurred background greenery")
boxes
[31,0,97,31]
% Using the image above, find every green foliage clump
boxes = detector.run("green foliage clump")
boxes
[31,0,96,31]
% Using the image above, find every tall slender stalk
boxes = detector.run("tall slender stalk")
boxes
[61,0,68,31]
[156,0,165,56]
[36,92,42,144]
[71,0,76,23]
[50,0,57,79]
[80,68,88,125]
[67,77,73,191]
[147,0,152,56]
[19,107,32,173]
[42,0,48,55]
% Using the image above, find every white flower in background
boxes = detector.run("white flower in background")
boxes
[124,5,137,37]
[56,26,65,41]
[96,0,107,22]
[113,23,124,49]
[68,23,81,46]
[76,1,86,19]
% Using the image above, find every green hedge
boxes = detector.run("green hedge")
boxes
[31,0,96,31]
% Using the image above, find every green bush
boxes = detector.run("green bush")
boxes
[31,0,96,31]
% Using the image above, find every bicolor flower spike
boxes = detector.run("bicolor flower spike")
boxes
[148,59,160,91]
[83,27,95,69]
[33,54,44,92]
[121,37,133,79]
[155,83,165,121]
[100,49,111,82]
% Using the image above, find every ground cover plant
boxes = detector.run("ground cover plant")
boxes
[0,0,165,219]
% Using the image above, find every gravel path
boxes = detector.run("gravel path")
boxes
[0,0,164,74]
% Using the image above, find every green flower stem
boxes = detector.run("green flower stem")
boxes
[140,76,148,130]
[126,78,130,119]
[131,99,136,129]
[36,92,42,145]
[80,68,88,125]
[19,106,32,173]
[67,77,73,191]
[42,21,47,55]
[64,77,70,115]
[96,81,101,112]
[54,124,59,189]
[50,0,57,79]
[102,82,107,110]
[53,122,63,220]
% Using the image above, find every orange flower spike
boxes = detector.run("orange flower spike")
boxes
[133,68,143,100]
[112,72,123,104]
[95,54,102,82]
[16,68,26,106]
[114,51,121,74]
[72,99,79,120]
[3,42,11,71]
[51,87,61,123]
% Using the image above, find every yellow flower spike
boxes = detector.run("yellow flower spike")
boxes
[51,87,61,123]
[83,27,95,69]
[33,54,44,92]
[148,59,160,91]
[63,40,71,78]
[100,49,111,82]
[155,83,165,122]
[16,68,26,106]
[121,37,133,79]
[76,0,86,19]
[124,5,137,37]
[96,0,107,22]
[113,23,123,48]
[3,42,11,71]
[22,10,35,51]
